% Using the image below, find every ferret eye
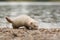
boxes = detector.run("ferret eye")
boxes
[30,22,33,25]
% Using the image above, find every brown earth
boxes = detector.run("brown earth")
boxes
[0,28,60,40]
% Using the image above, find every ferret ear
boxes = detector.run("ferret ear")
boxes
[5,16,13,23]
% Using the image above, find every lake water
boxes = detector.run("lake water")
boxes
[0,2,60,28]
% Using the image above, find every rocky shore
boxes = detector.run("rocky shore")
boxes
[0,28,60,40]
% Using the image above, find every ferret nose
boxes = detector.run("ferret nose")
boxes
[35,27,38,30]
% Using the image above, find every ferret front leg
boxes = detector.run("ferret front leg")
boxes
[25,26,32,30]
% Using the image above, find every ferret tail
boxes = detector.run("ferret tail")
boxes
[5,16,13,23]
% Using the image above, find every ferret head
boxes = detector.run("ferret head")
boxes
[27,21,38,30]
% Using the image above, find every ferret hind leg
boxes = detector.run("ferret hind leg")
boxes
[12,25,19,29]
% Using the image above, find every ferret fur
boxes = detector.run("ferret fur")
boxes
[6,15,38,30]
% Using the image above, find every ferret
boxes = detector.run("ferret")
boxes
[5,15,38,30]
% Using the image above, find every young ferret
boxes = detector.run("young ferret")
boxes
[5,15,38,30]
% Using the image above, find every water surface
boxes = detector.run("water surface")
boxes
[0,2,60,28]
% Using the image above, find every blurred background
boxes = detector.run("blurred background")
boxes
[0,0,60,1]
[0,2,60,28]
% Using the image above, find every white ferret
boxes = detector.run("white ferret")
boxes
[5,15,38,30]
